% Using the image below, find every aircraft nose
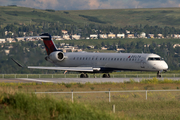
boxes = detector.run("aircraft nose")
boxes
[162,62,168,70]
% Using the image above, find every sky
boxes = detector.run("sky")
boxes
[1,0,180,10]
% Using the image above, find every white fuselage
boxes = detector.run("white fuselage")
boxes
[51,52,168,73]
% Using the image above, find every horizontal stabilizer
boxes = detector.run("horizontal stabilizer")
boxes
[17,36,49,39]
[28,66,96,72]
[11,58,23,67]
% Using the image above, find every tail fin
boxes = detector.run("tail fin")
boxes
[41,33,57,55]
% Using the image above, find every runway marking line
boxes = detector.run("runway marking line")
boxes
[18,78,53,83]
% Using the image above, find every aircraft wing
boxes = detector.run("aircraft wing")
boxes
[28,66,98,72]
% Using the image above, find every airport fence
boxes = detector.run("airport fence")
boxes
[0,74,180,79]
[35,90,180,103]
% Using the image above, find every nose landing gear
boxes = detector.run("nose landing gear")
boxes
[157,71,161,78]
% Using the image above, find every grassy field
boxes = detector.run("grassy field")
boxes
[2,6,180,28]
[0,78,180,119]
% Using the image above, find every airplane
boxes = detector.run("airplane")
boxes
[13,33,168,78]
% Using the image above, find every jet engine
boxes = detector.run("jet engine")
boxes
[46,51,67,62]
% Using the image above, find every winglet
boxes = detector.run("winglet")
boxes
[11,58,23,67]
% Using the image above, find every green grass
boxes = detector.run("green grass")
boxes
[89,100,180,120]
[0,92,118,120]
[2,6,180,28]
[1,82,180,120]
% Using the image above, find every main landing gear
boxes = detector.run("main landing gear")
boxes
[102,73,110,78]
[157,71,161,78]
[80,73,88,78]
[80,73,111,78]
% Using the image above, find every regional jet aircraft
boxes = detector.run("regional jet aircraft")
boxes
[13,33,168,78]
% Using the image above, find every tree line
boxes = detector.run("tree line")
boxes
[1,23,180,38]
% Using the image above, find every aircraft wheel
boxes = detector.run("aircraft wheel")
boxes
[157,71,161,78]
[80,73,88,78]
[107,74,110,78]
[80,74,85,78]
[102,74,110,78]
[85,73,88,78]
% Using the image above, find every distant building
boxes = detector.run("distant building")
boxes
[108,33,116,38]
[117,48,125,51]
[16,37,25,42]
[88,45,94,49]
[173,34,180,38]
[148,34,154,38]
[90,34,98,39]
[6,38,16,43]
[0,39,5,43]
[53,36,63,40]
[99,34,107,39]
[158,34,164,38]
[5,31,8,36]
[101,47,107,50]
[61,30,68,34]
[140,32,146,38]
[5,31,14,36]
[72,35,81,40]
[63,34,71,40]
[117,33,125,38]
[126,30,130,34]
[5,50,10,55]
[173,44,180,48]
[127,34,134,38]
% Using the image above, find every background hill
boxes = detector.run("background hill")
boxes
[1,6,180,28]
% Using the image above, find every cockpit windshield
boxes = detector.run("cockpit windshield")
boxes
[148,57,163,61]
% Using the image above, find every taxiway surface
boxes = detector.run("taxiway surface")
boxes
[0,77,180,83]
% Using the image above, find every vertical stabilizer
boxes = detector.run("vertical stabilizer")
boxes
[41,33,57,55]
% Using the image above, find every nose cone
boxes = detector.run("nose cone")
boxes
[162,62,168,70]
[155,61,168,71]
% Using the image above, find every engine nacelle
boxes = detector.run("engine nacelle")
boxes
[48,51,66,62]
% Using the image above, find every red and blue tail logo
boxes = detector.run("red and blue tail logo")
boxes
[41,33,57,55]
